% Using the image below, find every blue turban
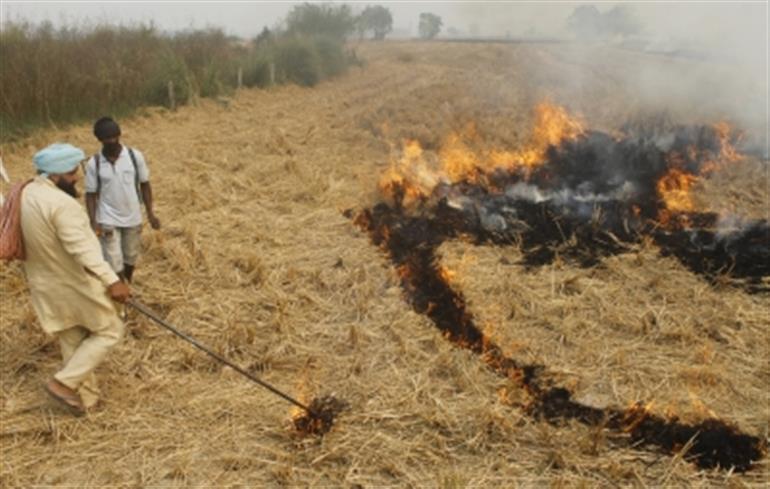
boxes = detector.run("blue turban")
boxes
[33,143,85,176]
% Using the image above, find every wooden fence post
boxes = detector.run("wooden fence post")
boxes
[167,81,176,110]
[237,67,243,89]
[269,62,275,86]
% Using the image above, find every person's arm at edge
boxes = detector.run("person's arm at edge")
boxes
[135,150,159,230]
[139,181,159,229]
[83,157,101,234]
[85,193,100,233]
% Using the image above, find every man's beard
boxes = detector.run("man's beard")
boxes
[56,179,79,198]
[102,142,122,159]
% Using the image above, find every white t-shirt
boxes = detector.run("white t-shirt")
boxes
[84,146,150,227]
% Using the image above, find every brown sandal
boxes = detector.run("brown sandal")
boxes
[44,379,85,417]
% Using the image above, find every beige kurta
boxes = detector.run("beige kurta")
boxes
[21,176,121,334]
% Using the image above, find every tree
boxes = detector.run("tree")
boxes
[566,4,642,40]
[566,5,603,40]
[254,26,273,47]
[603,5,641,38]
[418,12,442,40]
[285,3,356,41]
[357,5,393,41]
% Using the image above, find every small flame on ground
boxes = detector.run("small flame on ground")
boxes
[688,390,718,419]
[288,366,348,436]
[289,369,314,423]
[292,395,349,436]
[481,321,497,352]
[289,382,310,421]
[712,121,742,164]
[655,121,744,224]
[438,265,456,283]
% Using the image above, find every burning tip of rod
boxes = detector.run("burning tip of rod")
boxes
[293,395,349,436]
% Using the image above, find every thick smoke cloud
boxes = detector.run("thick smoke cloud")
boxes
[441,2,767,155]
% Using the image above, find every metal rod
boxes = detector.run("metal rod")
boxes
[127,299,312,413]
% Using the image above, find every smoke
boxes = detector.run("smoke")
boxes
[428,122,770,288]
[419,2,767,157]
[630,3,766,152]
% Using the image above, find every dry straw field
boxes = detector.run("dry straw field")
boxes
[1,41,768,487]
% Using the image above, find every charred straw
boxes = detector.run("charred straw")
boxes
[353,115,768,470]
[354,202,766,471]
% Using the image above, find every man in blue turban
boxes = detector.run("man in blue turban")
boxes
[32,143,85,197]
[21,143,131,416]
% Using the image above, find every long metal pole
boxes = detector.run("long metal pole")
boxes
[128,300,312,413]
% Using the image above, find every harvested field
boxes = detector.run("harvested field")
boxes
[1,41,768,486]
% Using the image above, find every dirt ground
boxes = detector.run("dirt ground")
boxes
[1,41,767,487]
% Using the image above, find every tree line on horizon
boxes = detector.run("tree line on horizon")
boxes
[285,3,443,41]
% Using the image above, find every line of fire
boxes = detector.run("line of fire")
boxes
[351,103,768,471]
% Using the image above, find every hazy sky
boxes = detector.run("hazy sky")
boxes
[1,1,766,44]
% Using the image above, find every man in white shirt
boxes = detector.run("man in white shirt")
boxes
[85,117,160,282]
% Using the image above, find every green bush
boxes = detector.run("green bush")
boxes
[242,52,272,87]
[313,35,348,78]
[273,36,321,87]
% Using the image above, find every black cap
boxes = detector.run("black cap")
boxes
[93,117,121,141]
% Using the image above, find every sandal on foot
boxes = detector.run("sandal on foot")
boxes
[44,379,85,417]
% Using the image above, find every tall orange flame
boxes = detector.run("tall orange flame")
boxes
[379,102,585,204]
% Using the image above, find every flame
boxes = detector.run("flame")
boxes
[379,102,585,204]
[290,372,311,421]
[688,390,718,419]
[530,102,585,149]
[438,265,456,283]
[712,121,742,164]
[655,121,745,225]
[489,102,585,171]
[657,168,698,213]
[687,122,742,176]
[622,400,656,432]
[378,139,444,207]
[440,123,482,182]
[481,320,497,353]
